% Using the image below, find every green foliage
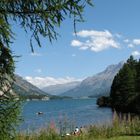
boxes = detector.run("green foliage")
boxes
[136,59,140,92]
[0,43,21,140]
[88,113,140,139]
[0,1,93,139]
[110,56,140,113]
[15,113,140,140]
[0,0,93,51]
[97,96,111,107]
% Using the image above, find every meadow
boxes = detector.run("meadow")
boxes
[15,112,140,140]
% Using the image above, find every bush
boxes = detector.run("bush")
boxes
[0,45,21,139]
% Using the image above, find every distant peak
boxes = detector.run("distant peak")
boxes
[102,61,124,74]
[118,61,125,65]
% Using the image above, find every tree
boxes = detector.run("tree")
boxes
[134,59,140,112]
[110,56,140,113]
[0,0,93,51]
[111,64,136,111]
[0,43,21,139]
[0,0,93,138]
[136,59,140,93]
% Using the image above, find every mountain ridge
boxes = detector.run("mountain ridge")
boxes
[60,62,124,98]
[42,81,80,95]
[13,75,50,99]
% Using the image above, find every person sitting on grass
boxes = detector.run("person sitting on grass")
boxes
[74,127,80,135]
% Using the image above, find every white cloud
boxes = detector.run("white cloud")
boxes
[76,30,112,38]
[133,39,140,45]
[30,52,42,56]
[128,44,134,48]
[71,40,83,47]
[124,39,140,48]
[115,33,122,38]
[131,51,140,56]
[71,30,120,52]
[124,39,130,43]
[79,46,89,50]
[24,76,83,88]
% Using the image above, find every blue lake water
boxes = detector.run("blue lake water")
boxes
[20,98,113,131]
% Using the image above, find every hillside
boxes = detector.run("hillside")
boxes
[13,75,50,99]
[60,62,123,98]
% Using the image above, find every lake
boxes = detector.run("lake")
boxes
[20,98,112,131]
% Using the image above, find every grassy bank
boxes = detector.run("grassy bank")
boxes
[15,134,140,140]
[15,113,140,140]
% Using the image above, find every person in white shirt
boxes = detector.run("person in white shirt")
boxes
[74,127,80,135]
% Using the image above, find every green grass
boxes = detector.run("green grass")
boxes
[108,136,140,140]
[15,134,140,140]
[14,113,140,140]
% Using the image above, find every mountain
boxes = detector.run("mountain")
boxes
[13,75,50,99]
[60,62,124,98]
[42,81,80,95]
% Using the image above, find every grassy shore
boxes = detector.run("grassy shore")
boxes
[16,135,140,140]
[15,112,140,140]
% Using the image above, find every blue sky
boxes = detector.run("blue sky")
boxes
[11,0,140,88]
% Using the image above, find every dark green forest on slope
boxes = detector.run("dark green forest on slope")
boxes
[97,56,140,114]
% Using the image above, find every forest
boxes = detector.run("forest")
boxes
[97,56,140,114]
